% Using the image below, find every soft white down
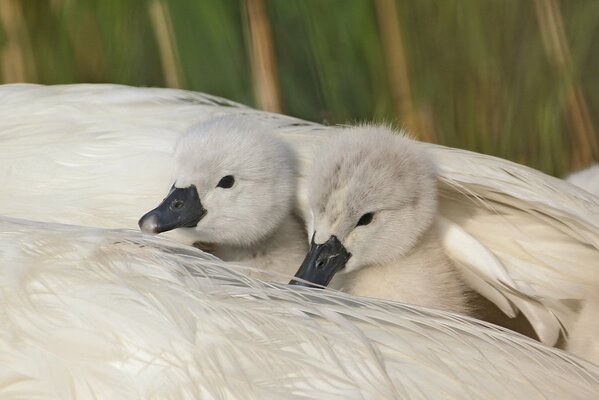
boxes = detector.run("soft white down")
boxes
[138,116,307,281]
[296,127,469,315]
[2,217,599,399]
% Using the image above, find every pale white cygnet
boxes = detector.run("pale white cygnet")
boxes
[291,126,470,315]
[139,116,307,281]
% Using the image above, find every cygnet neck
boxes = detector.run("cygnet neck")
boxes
[334,220,471,315]
[194,212,307,281]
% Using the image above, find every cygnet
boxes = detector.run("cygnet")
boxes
[139,116,307,282]
[291,126,470,315]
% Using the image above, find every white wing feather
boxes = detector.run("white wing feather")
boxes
[1,216,598,399]
[437,217,517,318]
[1,84,598,346]
[566,164,599,197]
[425,146,599,344]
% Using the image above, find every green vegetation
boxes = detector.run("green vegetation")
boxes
[1,0,598,175]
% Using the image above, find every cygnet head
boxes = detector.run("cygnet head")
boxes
[139,116,296,247]
[291,126,437,287]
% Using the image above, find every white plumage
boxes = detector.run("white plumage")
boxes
[0,84,598,352]
[138,116,307,281]
[0,84,253,228]
[567,294,599,364]
[288,128,599,347]
[2,216,599,399]
[425,144,599,346]
[293,128,470,316]
[566,164,599,197]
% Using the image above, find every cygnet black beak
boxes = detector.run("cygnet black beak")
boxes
[138,185,206,234]
[289,235,351,288]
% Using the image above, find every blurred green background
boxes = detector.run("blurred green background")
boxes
[1,0,598,175]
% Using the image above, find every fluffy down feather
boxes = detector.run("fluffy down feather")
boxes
[140,115,307,281]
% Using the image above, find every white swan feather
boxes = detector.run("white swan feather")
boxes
[1,216,598,399]
[566,164,599,197]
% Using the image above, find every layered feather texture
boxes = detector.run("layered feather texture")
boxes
[0,84,319,229]
[1,217,599,399]
[1,84,598,347]
[566,164,599,197]
[427,146,599,345]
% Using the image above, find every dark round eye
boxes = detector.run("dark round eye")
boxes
[171,199,184,210]
[356,212,374,227]
[217,175,235,189]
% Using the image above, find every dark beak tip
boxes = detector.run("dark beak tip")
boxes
[137,216,146,230]
[291,235,350,288]
[138,185,206,234]
[138,212,160,234]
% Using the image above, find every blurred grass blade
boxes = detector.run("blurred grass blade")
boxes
[533,0,597,168]
[243,0,282,113]
[148,0,184,88]
[374,0,430,141]
[2,1,598,175]
[0,0,36,82]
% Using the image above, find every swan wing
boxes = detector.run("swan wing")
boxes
[2,216,599,399]
[0,83,317,229]
[424,144,599,345]
[566,164,599,197]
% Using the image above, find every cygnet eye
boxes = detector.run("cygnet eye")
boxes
[356,212,374,227]
[171,199,184,210]
[217,175,235,189]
